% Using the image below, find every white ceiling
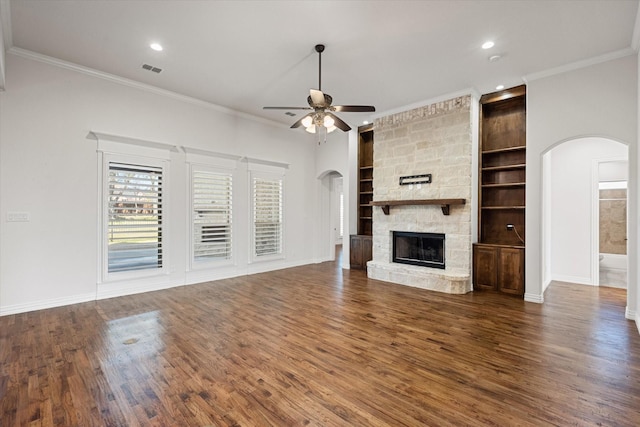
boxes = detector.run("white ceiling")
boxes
[3,0,639,129]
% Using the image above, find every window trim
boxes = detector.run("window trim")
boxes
[100,152,170,283]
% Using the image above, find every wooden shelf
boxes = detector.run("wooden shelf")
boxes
[371,198,466,216]
[481,206,525,210]
[482,182,526,188]
[359,165,373,170]
[360,178,373,182]
[482,164,526,171]
[482,146,526,155]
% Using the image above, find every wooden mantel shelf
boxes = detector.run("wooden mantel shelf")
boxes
[371,199,466,216]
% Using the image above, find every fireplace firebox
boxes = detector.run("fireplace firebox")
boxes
[392,231,445,269]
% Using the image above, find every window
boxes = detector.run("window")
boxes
[107,162,163,273]
[252,175,283,258]
[192,169,232,263]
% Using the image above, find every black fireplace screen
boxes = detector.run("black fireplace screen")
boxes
[392,231,445,269]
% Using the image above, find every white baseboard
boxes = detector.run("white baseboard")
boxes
[0,292,96,316]
[524,292,544,303]
[0,258,319,316]
[246,258,315,275]
[636,313,640,336]
[97,277,179,300]
[551,274,593,286]
[185,266,239,285]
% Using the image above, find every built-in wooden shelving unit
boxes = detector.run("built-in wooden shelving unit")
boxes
[473,85,526,297]
[350,124,374,270]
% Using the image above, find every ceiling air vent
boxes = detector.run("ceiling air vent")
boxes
[142,64,162,74]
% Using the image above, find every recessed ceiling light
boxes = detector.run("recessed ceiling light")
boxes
[150,43,163,52]
[496,85,505,90]
[482,41,494,49]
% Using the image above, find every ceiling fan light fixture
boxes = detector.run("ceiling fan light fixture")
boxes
[326,125,337,133]
[301,115,313,128]
[305,125,316,134]
[323,115,335,127]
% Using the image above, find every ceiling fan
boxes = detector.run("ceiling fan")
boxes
[264,44,375,133]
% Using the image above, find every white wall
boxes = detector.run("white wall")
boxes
[547,137,627,285]
[527,55,637,320]
[637,46,640,333]
[315,129,350,265]
[599,160,628,182]
[0,53,321,314]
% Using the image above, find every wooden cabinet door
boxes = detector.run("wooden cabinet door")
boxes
[473,244,497,291]
[350,235,363,269]
[362,236,373,270]
[498,247,524,295]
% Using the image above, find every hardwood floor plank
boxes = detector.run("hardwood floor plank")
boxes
[1,262,639,426]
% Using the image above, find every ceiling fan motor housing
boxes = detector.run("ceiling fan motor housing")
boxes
[307,94,332,108]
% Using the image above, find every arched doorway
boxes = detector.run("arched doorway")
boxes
[542,137,630,311]
[317,170,344,266]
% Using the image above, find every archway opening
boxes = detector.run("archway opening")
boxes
[542,137,629,307]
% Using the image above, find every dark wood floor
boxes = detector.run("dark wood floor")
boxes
[1,257,639,426]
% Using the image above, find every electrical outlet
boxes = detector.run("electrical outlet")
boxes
[7,212,30,222]
[506,224,514,230]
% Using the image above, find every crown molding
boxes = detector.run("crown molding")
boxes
[522,47,635,83]
[7,46,290,130]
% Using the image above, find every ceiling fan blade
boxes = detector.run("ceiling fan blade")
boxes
[290,113,313,129]
[331,105,376,112]
[309,89,326,106]
[263,106,313,110]
[326,112,351,132]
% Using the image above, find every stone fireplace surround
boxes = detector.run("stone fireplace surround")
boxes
[366,95,473,294]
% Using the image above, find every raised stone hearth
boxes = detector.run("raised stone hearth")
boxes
[367,95,473,294]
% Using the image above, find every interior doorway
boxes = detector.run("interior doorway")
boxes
[542,137,628,296]
[597,160,628,289]
[318,170,344,266]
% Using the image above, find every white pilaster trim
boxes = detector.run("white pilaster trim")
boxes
[524,292,544,304]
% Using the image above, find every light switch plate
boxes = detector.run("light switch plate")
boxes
[7,212,30,222]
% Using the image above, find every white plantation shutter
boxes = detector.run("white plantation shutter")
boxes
[192,170,232,261]
[108,162,163,273]
[253,176,283,257]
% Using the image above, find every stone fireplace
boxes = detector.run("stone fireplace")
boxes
[366,95,473,294]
